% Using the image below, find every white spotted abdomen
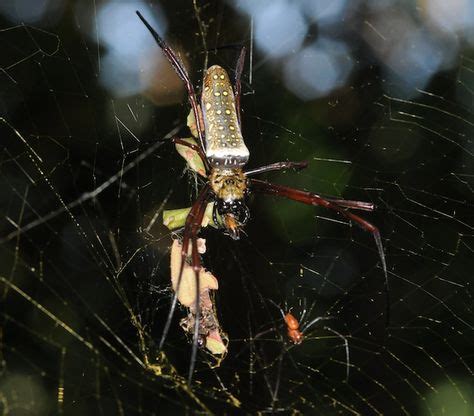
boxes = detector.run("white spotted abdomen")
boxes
[202,65,249,168]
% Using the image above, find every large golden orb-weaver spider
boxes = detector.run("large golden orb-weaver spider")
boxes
[136,11,387,382]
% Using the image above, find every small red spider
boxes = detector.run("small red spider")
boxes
[265,300,351,382]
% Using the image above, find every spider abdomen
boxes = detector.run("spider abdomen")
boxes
[202,65,249,168]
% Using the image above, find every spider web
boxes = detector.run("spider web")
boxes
[1,1,473,414]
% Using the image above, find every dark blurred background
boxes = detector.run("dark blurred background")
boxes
[0,0,473,414]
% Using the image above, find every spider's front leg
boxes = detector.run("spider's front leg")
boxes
[160,184,211,383]
[250,178,388,317]
[249,179,386,272]
[245,163,375,212]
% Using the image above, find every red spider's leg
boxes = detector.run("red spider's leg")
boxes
[136,11,206,153]
[172,137,209,172]
[250,179,389,321]
[234,46,246,125]
[245,161,308,176]
[158,185,210,358]
[325,327,350,383]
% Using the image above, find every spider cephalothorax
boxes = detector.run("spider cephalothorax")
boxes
[209,168,249,239]
[209,168,247,200]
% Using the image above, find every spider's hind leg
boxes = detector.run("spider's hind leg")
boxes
[136,10,206,154]
[234,47,246,125]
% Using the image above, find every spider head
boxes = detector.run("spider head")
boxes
[214,198,250,240]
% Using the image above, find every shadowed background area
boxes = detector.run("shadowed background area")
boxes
[0,0,473,414]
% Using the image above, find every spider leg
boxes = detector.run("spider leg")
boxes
[299,314,350,382]
[267,298,286,320]
[159,184,211,383]
[183,186,212,383]
[250,179,389,322]
[245,160,308,176]
[298,299,313,325]
[136,11,206,153]
[300,315,333,333]
[234,46,246,125]
[245,163,374,211]
[188,236,202,383]
[323,198,375,212]
[324,327,350,383]
[172,137,209,172]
